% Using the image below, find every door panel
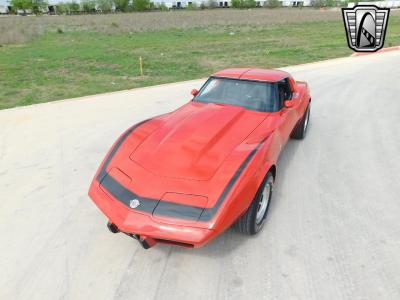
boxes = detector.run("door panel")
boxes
[276,78,300,147]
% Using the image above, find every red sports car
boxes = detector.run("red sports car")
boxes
[88,68,311,249]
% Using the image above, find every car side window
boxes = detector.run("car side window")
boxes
[277,78,293,109]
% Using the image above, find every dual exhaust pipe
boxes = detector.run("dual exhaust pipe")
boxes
[107,222,156,249]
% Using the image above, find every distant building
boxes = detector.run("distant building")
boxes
[0,0,316,14]
[348,1,400,7]
[279,0,312,5]
[152,0,214,8]
[0,0,10,14]
[261,0,312,6]
[153,0,311,8]
[0,5,9,13]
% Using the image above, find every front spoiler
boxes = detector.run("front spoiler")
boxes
[89,181,215,248]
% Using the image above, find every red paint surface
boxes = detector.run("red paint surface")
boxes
[88,68,311,248]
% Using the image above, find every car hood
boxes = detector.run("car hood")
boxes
[130,102,268,181]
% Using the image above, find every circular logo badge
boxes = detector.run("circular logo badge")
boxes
[129,199,140,209]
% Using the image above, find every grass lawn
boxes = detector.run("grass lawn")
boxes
[1,15,400,109]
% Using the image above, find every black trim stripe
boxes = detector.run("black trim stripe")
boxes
[97,120,270,222]
[101,174,158,213]
[97,120,148,182]
[198,136,268,221]
[154,201,204,221]
[101,173,207,220]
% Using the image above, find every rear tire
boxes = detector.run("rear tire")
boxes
[234,172,274,235]
[291,103,311,140]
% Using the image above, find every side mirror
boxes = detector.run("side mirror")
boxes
[191,89,199,96]
[284,99,295,108]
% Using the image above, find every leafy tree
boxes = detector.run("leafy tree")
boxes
[32,0,47,13]
[97,0,113,12]
[157,3,168,10]
[81,0,96,12]
[187,2,198,9]
[231,0,256,8]
[68,1,80,12]
[264,0,281,8]
[114,0,129,11]
[340,0,349,7]
[324,0,336,6]
[311,0,338,7]
[56,2,69,13]
[310,0,323,6]
[243,0,256,7]
[231,0,241,7]
[11,0,32,10]
[11,0,47,13]
[132,0,149,11]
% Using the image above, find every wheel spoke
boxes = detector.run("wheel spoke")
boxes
[255,181,272,224]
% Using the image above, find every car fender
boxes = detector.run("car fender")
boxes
[210,136,277,234]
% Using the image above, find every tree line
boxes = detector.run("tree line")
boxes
[9,0,347,15]
[10,0,159,14]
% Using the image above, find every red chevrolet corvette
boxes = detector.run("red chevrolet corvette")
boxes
[88,68,311,249]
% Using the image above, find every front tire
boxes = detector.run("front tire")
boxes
[291,103,311,140]
[234,172,274,235]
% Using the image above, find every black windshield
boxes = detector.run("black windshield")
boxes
[193,77,278,112]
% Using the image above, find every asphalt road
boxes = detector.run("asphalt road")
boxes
[1,51,400,300]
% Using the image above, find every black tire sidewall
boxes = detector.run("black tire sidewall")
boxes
[291,102,311,140]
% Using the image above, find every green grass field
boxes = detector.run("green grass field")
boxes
[1,12,400,109]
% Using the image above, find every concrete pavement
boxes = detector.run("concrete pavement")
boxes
[1,51,400,300]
